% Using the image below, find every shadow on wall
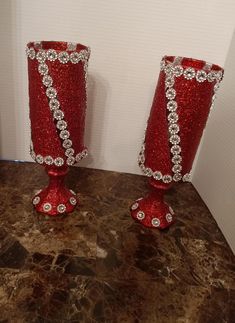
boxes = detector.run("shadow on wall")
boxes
[0,0,17,159]
[79,72,109,169]
[193,29,235,252]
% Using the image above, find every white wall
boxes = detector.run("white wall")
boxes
[193,31,235,253]
[0,0,234,174]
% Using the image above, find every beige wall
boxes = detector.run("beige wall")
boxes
[193,31,235,253]
[0,0,234,173]
[0,1,234,248]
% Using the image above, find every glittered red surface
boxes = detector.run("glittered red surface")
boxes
[27,42,88,158]
[27,41,89,216]
[146,57,219,189]
[131,55,223,229]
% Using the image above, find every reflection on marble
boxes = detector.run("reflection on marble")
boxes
[0,161,234,322]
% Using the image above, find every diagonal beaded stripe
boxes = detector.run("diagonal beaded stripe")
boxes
[26,42,90,167]
[138,56,223,183]
[164,56,183,182]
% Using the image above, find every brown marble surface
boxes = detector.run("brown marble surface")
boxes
[0,161,234,323]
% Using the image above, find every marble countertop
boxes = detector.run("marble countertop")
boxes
[0,161,234,323]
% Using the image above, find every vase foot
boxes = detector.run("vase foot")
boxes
[32,187,78,216]
[130,195,175,229]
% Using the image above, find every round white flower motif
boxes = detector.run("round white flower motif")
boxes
[137,211,145,220]
[44,155,54,165]
[164,64,173,75]
[69,197,77,205]
[166,88,176,100]
[169,124,179,134]
[167,100,177,112]
[196,70,207,83]
[54,157,64,167]
[207,71,216,82]
[46,87,57,99]
[57,204,66,213]
[53,110,64,121]
[70,52,82,64]
[173,173,182,182]
[70,189,76,195]
[173,65,184,77]
[160,60,166,71]
[75,153,82,162]
[49,99,60,111]
[58,51,70,64]
[153,171,162,181]
[166,213,173,223]
[172,164,182,173]
[42,75,53,87]
[144,167,153,177]
[183,67,196,80]
[172,155,182,164]
[151,217,160,227]
[60,130,70,140]
[56,120,67,130]
[138,153,145,164]
[25,47,30,56]
[81,150,87,158]
[65,148,74,157]
[43,203,52,212]
[36,155,44,164]
[171,145,181,155]
[47,49,58,61]
[169,135,180,145]
[33,196,40,205]
[216,71,223,81]
[28,47,36,60]
[82,149,88,158]
[131,202,139,211]
[66,156,75,166]
[36,50,47,63]
[168,112,179,123]
[63,139,72,149]
[162,174,172,183]
[182,173,191,182]
[34,41,42,49]
[38,63,48,75]
[80,49,90,60]
[165,77,174,88]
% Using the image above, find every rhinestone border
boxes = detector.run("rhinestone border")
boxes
[138,56,223,183]
[27,42,90,167]
[30,140,88,167]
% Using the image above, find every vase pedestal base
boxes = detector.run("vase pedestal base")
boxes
[130,190,175,229]
[32,166,78,216]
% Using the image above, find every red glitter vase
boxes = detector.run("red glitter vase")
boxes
[26,41,90,216]
[130,56,224,229]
